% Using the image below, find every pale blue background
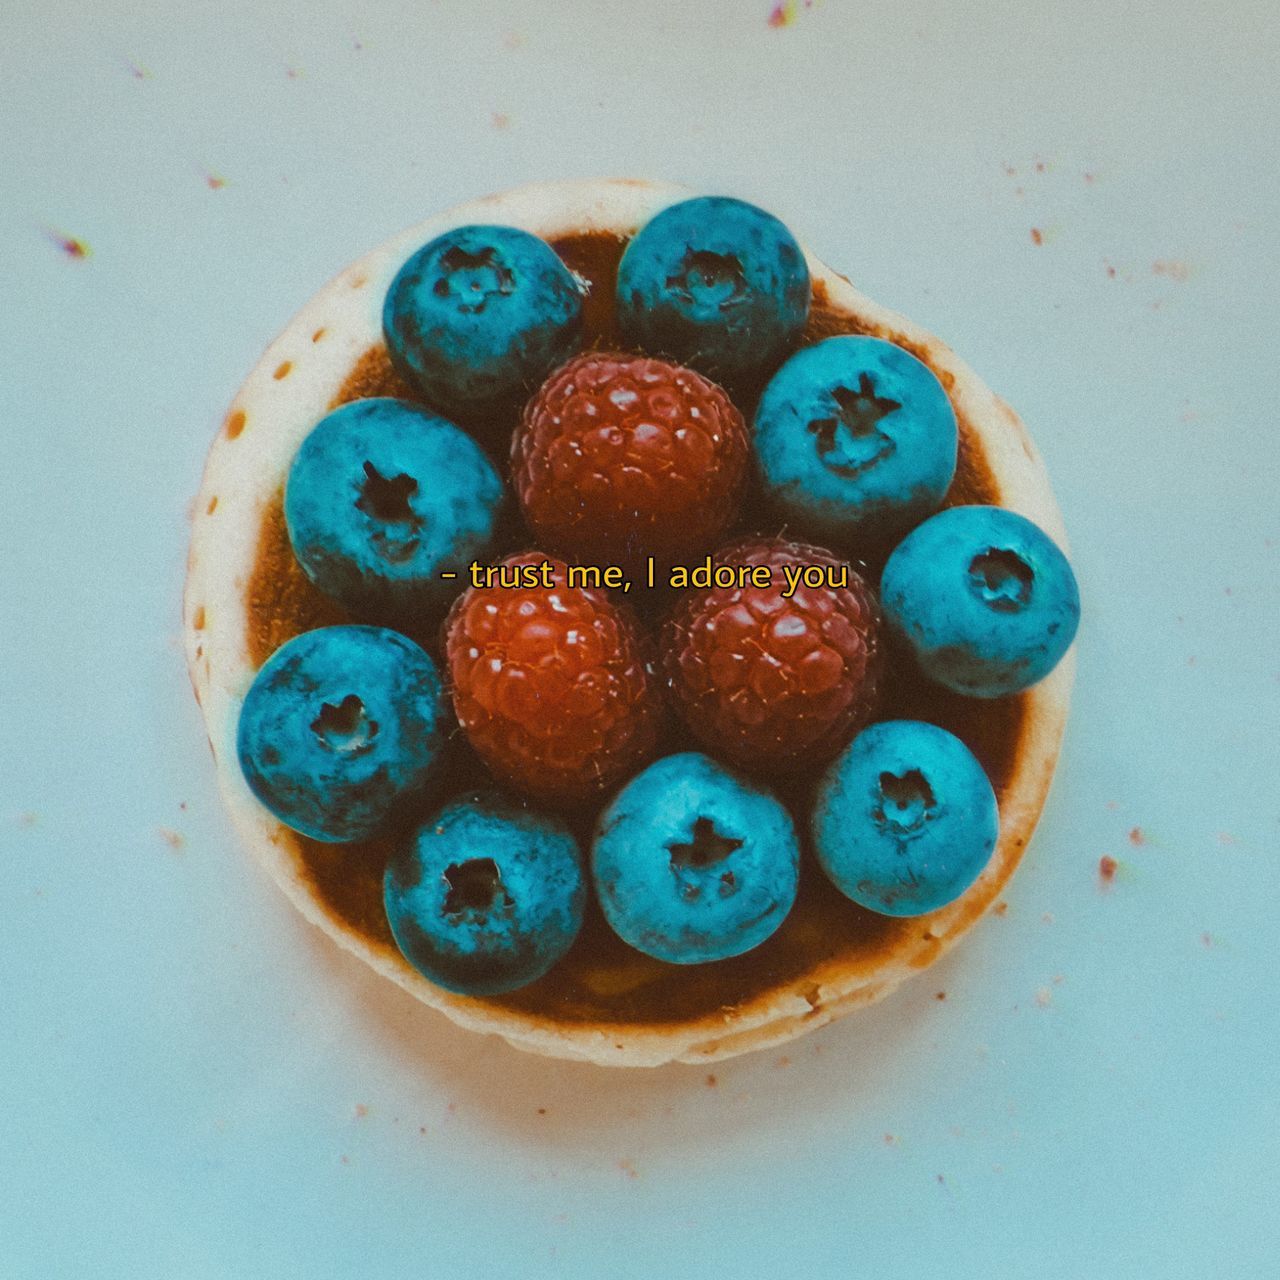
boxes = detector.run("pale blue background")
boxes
[2,2,1277,1277]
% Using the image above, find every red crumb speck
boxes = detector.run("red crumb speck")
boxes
[1002,163,1017,177]
[1035,987,1052,1007]
[994,900,1009,917]
[1034,160,1046,173]
[502,31,526,49]
[1152,259,1190,282]
[18,812,40,828]
[617,1159,639,1180]
[340,1155,349,1165]
[48,231,90,260]
[1099,855,1119,884]
[204,171,227,191]
[125,58,151,80]
[767,1,795,27]
[491,112,511,130]
[883,1133,896,1146]
[1030,227,1044,246]
[935,991,946,1001]
[157,827,185,851]
[1201,932,1214,947]
[354,1104,368,1119]
[705,1073,717,1086]
[446,1101,458,1113]
[1084,172,1096,184]
[1106,800,1120,811]
[1106,264,1117,278]
[1128,827,1147,847]
[285,64,302,79]
[537,1107,547,1115]
[775,1056,791,1068]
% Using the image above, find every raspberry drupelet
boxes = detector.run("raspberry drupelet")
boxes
[661,537,882,771]
[511,351,750,575]
[444,553,661,803]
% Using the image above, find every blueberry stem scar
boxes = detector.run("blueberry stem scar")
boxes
[433,245,515,313]
[310,694,378,752]
[356,462,421,525]
[668,816,743,869]
[968,547,1034,612]
[665,249,747,311]
[874,769,936,834]
[807,373,900,477]
[443,857,513,916]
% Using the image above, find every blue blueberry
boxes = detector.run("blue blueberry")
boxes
[812,720,999,917]
[616,196,810,385]
[382,224,584,424]
[383,793,585,996]
[880,505,1080,698]
[754,336,958,543]
[237,626,448,843]
[284,397,502,620]
[592,753,800,965]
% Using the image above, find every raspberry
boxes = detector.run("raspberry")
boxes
[444,553,661,803]
[660,537,882,770]
[511,351,749,573]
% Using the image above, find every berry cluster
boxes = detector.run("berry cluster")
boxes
[236,196,1080,996]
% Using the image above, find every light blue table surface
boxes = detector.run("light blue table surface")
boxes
[2,2,1277,1276]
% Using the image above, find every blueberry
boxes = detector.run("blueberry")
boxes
[592,752,799,964]
[382,225,584,425]
[383,793,585,996]
[237,626,448,843]
[812,720,998,916]
[616,196,809,385]
[880,505,1080,697]
[754,336,958,544]
[284,397,502,620]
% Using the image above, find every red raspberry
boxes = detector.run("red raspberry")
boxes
[661,537,882,770]
[444,553,660,803]
[511,351,749,574]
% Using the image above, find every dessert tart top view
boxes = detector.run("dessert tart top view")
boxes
[184,177,1078,1067]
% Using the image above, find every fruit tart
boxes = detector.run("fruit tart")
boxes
[184,179,1077,1066]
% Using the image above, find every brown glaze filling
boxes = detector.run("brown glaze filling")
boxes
[243,231,1025,1027]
